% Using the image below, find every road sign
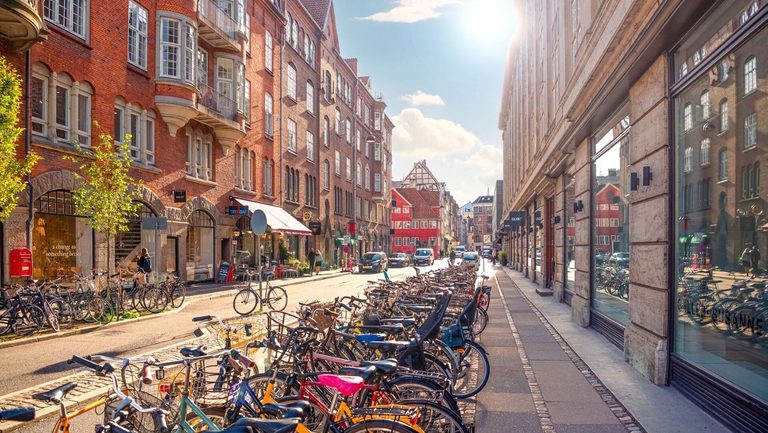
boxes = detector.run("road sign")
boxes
[362,225,369,232]
[251,210,267,235]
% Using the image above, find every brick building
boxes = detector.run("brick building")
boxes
[469,195,493,252]
[0,0,391,283]
[391,188,440,256]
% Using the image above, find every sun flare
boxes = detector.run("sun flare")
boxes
[463,0,518,44]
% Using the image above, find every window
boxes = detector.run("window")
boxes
[306,132,314,161]
[395,237,402,247]
[356,129,361,151]
[718,61,729,82]
[719,99,729,132]
[374,173,381,192]
[598,235,609,245]
[356,97,362,116]
[287,119,297,152]
[610,218,619,227]
[44,0,88,39]
[365,165,370,190]
[286,167,298,202]
[700,138,710,166]
[263,159,274,196]
[265,31,273,72]
[304,175,317,206]
[743,163,760,199]
[265,93,274,136]
[345,119,352,143]
[323,160,330,190]
[356,161,362,186]
[719,149,728,180]
[217,57,234,111]
[365,106,370,126]
[287,64,297,99]
[335,151,341,175]
[374,142,381,161]
[745,56,757,95]
[291,20,298,50]
[745,113,758,148]
[684,103,692,131]
[308,42,315,69]
[324,71,332,100]
[115,98,156,165]
[186,128,213,181]
[303,34,310,63]
[346,157,352,181]
[128,1,148,69]
[285,13,292,46]
[336,71,342,95]
[31,64,92,147]
[404,221,411,229]
[335,108,341,134]
[235,147,254,191]
[375,112,381,130]
[320,117,329,148]
[684,147,692,172]
[159,18,195,84]
[306,81,314,113]
[700,91,710,119]
[365,140,370,158]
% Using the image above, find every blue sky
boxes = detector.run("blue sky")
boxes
[333,0,517,205]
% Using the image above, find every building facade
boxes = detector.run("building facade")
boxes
[470,195,493,252]
[0,0,392,284]
[391,188,440,256]
[499,1,768,429]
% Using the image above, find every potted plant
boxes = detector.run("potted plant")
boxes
[499,251,508,266]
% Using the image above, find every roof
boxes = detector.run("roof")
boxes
[395,188,441,220]
[418,190,441,207]
[473,195,494,204]
[298,0,331,27]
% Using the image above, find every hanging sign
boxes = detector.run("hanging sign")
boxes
[173,190,187,203]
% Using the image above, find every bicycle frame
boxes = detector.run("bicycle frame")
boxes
[52,394,112,433]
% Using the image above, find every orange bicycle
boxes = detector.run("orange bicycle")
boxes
[32,382,114,433]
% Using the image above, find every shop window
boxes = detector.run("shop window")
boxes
[674,8,768,405]
[186,210,214,282]
[33,190,93,281]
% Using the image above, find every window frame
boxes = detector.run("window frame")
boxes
[128,1,148,70]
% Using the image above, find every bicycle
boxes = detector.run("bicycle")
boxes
[233,268,288,315]
[32,381,115,433]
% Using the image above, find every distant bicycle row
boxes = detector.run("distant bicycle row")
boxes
[0,269,186,338]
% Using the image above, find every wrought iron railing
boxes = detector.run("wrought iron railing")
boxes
[198,0,237,40]
[196,82,236,121]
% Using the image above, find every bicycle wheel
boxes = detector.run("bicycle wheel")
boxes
[186,407,227,431]
[132,287,146,312]
[452,340,489,399]
[265,286,288,312]
[12,304,45,336]
[394,398,468,433]
[48,298,74,330]
[386,377,461,417]
[0,307,12,336]
[142,287,169,314]
[90,297,116,324]
[275,396,329,432]
[341,418,421,433]
[477,291,490,311]
[233,288,259,316]
[169,283,186,308]
[472,308,488,334]
[247,371,299,400]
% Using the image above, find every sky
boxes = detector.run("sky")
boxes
[332,0,518,205]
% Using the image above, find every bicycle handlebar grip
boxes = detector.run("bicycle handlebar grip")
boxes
[226,356,244,373]
[192,315,212,322]
[244,323,252,337]
[141,364,153,385]
[70,355,104,372]
[153,411,169,433]
[234,353,256,369]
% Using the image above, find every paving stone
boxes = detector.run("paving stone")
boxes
[474,411,543,433]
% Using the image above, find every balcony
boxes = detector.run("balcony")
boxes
[0,0,49,52]
[197,0,239,50]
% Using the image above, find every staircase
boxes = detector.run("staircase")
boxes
[115,222,142,269]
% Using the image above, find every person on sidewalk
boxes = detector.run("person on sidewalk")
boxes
[135,248,152,286]
[315,250,323,275]
[751,245,761,275]
[449,250,456,265]
[741,245,753,276]
[308,248,317,276]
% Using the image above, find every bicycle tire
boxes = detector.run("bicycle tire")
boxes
[477,292,490,311]
[472,308,488,334]
[394,398,468,433]
[247,371,299,401]
[452,340,490,399]
[386,376,461,416]
[12,304,45,336]
[265,286,288,312]
[142,286,169,314]
[170,283,186,309]
[275,396,329,432]
[340,417,421,433]
[186,407,228,430]
[49,298,75,329]
[233,288,259,316]
[42,301,60,332]
[91,297,116,324]
[132,287,146,312]
[0,307,12,336]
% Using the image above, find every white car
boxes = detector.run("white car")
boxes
[455,246,467,258]
[461,252,481,271]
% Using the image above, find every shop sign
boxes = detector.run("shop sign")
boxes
[173,190,187,203]
[507,212,524,227]
[228,205,249,215]
[309,222,322,235]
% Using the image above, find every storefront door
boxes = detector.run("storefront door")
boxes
[546,196,555,288]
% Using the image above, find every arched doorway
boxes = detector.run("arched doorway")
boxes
[115,202,157,271]
[187,210,215,282]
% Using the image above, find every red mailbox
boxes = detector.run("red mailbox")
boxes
[10,248,33,278]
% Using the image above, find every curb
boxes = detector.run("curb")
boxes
[0,272,348,350]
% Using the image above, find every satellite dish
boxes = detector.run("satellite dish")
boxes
[250,210,267,235]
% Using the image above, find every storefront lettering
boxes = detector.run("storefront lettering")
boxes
[45,244,82,257]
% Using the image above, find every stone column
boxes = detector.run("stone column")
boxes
[624,54,670,385]
[554,174,566,301]
[572,137,591,327]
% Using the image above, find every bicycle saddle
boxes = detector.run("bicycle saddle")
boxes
[180,345,208,357]
[227,417,300,433]
[379,317,416,327]
[32,382,78,403]
[338,365,377,383]
[365,340,412,352]
[359,359,399,376]
[262,400,311,421]
[318,374,365,397]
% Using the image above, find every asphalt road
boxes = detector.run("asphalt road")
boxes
[2,260,454,433]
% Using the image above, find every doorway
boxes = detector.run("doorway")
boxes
[167,237,179,276]
[546,196,555,288]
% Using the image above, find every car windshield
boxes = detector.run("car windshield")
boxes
[464,253,478,260]
[390,253,404,258]
[456,247,465,252]
[613,253,629,259]
[415,250,431,256]
[362,253,380,260]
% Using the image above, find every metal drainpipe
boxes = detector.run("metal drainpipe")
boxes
[278,22,285,207]
[25,49,33,251]
[352,79,358,261]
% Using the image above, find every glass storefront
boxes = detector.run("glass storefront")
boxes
[674,0,768,403]
[565,172,576,294]
[32,190,93,280]
[187,210,215,281]
[592,112,631,326]
[115,202,157,272]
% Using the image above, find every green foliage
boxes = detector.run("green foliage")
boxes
[0,56,40,221]
[287,256,301,266]
[64,123,141,276]
[498,251,508,260]
[298,263,310,275]
[279,241,290,261]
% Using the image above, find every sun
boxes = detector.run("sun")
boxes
[462,0,518,45]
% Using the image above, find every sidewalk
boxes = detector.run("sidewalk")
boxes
[476,267,730,433]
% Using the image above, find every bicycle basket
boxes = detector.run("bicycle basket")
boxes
[214,317,267,351]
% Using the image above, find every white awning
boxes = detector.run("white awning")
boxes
[234,198,312,235]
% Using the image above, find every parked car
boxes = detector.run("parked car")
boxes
[609,252,630,268]
[462,252,481,271]
[358,252,388,273]
[455,246,467,258]
[388,252,412,268]
[413,248,435,266]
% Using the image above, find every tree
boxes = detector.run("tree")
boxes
[64,123,141,285]
[0,55,40,221]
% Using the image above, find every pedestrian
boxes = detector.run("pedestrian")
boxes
[449,250,456,265]
[751,245,761,275]
[135,247,151,286]
[741,245,752,276]
[315,250,323,275]
[308,248,317,276]
[492,249,497,266]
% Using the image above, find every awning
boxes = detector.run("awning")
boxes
[235,198,312,235]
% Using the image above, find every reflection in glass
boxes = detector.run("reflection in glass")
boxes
[565,173,576,292]
[675,19,768,402]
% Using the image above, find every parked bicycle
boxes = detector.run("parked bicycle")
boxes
[233,268,288,315]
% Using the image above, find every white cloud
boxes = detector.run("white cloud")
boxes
[390,108,502,204]
[357,0,462,24]
[400,90,445,106]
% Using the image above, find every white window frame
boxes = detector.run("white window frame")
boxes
[719,149,728,181]
[346,119,351,143]
[684,103,692,131]
[244,79,251,125]
[263,159,274,196]
[287,119,297,152]
[700,90,710,119]
[700,138,710,166]
[128,1,148,69]
[323,117,330,147]
[335,151,341,176]
[745,113,758,148]
[374,142,381,161]
[720,99,728,133]
[356,129,361,151]
[745,56,757,95]
[306,81,314,114]
[287,63,297,99]
[375,112,381,131]
[44,0,89,39]
[32,65,94,147]
[684,147,692,173]
[186,128,213,181]
[265,93,274,136]
[364,165,370,190]
[335,108,341,135]
[323,160,330,190]
[374,173,381,192]
[346,157,352,181]
[306,131,314,161]
[356,161,362,186]
[265,31,274,72]
[158,16,196,84]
